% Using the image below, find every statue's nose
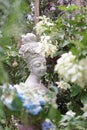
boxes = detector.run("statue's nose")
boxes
[40,65,46,72]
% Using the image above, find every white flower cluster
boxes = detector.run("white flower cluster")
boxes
[60,109,87,128]
[38,34,57,57]
[55,52,87,88]
[1,84,16,110]
[56,80,71,90]
[60,110,76,123]
[34,15,54,35]
[26,2,35,21]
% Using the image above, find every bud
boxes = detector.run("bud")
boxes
[12,60,18,68]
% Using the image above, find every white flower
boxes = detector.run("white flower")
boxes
[81,104,87,118]
[82,112,87,118]
[27,14,34,21]
[56,80,71,90]
[55,52,87,88]
[1,95,14,105]
[45,118,51,122]
[66,110,76,117]
[61,110,76,123]
[34,15,54,35]
[81,104,87,112]
[1,84,15,110]
[38,34,57,57]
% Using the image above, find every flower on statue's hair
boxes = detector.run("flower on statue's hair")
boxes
[34,15,54,36]
[42,119,56,130]
[37,34,57,58]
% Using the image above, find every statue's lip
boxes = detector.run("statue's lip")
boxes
[40,70,46,73]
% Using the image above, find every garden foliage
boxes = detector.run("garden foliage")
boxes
[0,0,87,129]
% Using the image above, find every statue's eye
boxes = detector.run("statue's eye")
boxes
[35,63,41,67]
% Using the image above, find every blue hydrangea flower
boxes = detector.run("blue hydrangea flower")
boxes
[23,101,42,115]
[17,93,26,102]
[42,120,56,130]
[14,83,57,116]
[38,95,45,106]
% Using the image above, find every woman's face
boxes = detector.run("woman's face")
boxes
[30,58,47,78]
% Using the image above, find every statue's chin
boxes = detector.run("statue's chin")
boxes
[37,73,45,78]
[34,70,46,78]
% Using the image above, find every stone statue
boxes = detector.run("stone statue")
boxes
[1,33,57,130]
[19,33,47,91]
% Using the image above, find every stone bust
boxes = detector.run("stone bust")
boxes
[19,33,47,91]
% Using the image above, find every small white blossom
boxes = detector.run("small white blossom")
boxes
[34,15,54,35]
[27,14,34,21]
[61,110,76,123]
[82,112,87,118]
[66,110,76,117]
[56,80,71,90]
[38,34,57,57]
[81,104,87,112]
[81,104,87,118]
[1,84,15,110]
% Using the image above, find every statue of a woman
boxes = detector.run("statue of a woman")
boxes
[1,33,57,130]
[19,33,47,91]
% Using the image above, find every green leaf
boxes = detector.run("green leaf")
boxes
[11,96,23,111]
[0,62,8,84]
[71,84,82,97]
[81,91,87,104]
[71,47,78,55]
[4,127,11,130]
[0,109,5,119]
[47,106,61,122]
[58,5,79,12]
[62,41,70,47]
[81,34,87,46]
[0,101,5,119]
[0,89,2,97]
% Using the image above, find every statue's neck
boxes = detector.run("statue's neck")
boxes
[25,73,41,85]
[25,73,47,92]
